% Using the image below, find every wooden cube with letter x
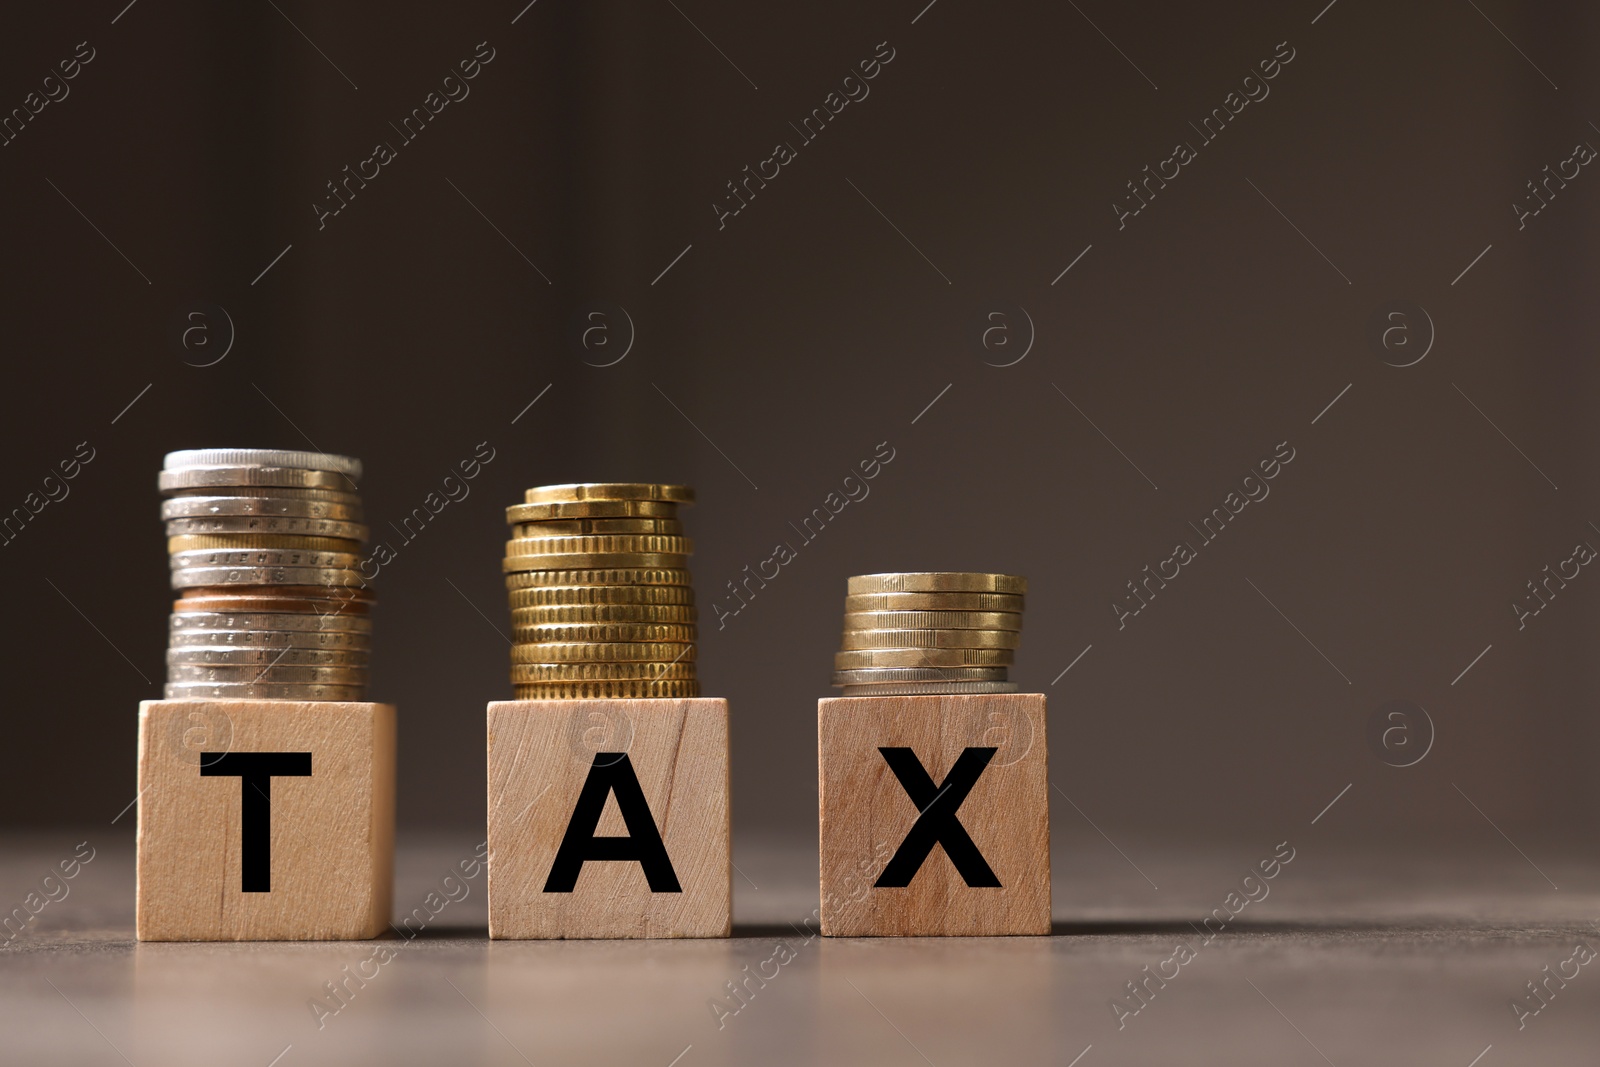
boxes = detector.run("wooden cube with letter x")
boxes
[818,693,1050,936]
[135,699,396,941]
[486,698,730,939]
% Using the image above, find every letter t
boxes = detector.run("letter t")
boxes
[201,752,313,892]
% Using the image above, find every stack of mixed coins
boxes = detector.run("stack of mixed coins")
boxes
[832,572,1026,696]
[503,483,699,699]
[160,449,373,701]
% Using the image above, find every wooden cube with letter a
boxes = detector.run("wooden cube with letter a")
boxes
[136,699,396,941]
[818,693,1049,936]
[486,698,730,939]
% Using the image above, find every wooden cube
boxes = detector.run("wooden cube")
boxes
[136,699,395,941]
[818,692,1049,936]
[487,698,730,939]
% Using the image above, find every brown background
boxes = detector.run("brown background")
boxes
[1,0,1594,858]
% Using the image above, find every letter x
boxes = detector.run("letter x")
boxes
[874,746,1001,888]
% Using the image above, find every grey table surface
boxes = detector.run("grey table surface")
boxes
[1,830,1596,1066]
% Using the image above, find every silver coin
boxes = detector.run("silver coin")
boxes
[164,516,370,541]
[164,682,366,701]
[163,484,361,502]
[159,467,357,492]
[170,566,369,589]
[163,449,362,478]
[161,496,364,521]
[170,548,363,569]
[170,612,372,634]
[167,663,369,684]
[167,646,369,667]
[830,667,1011,685]
[836,681,1022,696]
[169,629,370,649]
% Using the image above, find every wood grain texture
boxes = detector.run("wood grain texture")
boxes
[136,699,395,941]
[487,698,730,939]
[818,693,1049,936]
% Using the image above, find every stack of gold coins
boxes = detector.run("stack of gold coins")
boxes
[160,449,373,700]
[503,483,698,699]
[832,572,1026,695]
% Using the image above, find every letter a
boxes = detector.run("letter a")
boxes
[543,753,682,892]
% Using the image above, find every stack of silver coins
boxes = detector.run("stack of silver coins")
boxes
[832,572,1026,696]
[160,449,373,700]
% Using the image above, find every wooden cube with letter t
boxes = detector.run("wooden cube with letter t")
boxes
[135,699,396,941]
[818,693,1050,936]
[486,698,730,939]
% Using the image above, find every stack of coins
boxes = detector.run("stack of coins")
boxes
[503,483,698,699]
[160,449,373,701]
[832,572,1027,696]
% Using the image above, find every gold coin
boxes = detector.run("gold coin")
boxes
[847,572,1027,595]
[830,667,1010,684]
[523,483,694,505]
[508,661,697,681]
[511,518,683,536]
[841,610,1022,631]
[843,592,1025,613]
[168,534,364,554]
[507,584,695,607]
[506,499,678,522]
[509,641,695,664]
[833,647,1014,669]
[513,680,701,700]
[502,553,689,573]
[510,603,698,624]
[504,535,693,556]
[511,622,696,645]
[839,628,1020,650]
[160,467,358,492]
[504,568,693,589]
